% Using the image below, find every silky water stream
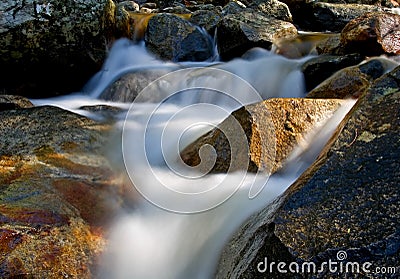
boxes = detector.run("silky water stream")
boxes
[32,38,357,279]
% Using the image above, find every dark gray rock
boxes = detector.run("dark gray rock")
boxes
[307,57,399,98]
[0,0,116,98]
[216,11,297,60]
[216,66,400,279]
[301,53,365,92]
[145,13,214,61]
[299,2,395,32]
[190,7,223,34]
[249,0,293,22]
[99,69,171,102]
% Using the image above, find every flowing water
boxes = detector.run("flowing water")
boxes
[31,39,358,278]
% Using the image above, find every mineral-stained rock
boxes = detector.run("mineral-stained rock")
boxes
[180,98,344,174]
[216,65,400,279]
[0,105,134,277]
[216,11,297,60]
[307,57,399,98]
[145,13,214,61]
[0,0,116,98]
[340,11,400,56]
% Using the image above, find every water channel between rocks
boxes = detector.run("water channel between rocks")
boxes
[32,39,358,278]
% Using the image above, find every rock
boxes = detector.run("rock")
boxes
[0,105,134,277]
[216,65,400,279]
[249,0,293,22]
[340,12,400,56]
[0,0,116,98]
[298,2,396,32]
[315,33,342,55]
[307,57,399,98]
[222,1,246,15]
[145,13,214,61]
[301,53,365,92]
[190,8,223,34]
[216,11,297,60]
[0,95,34,111]
[99,69,171,102]
[273,33,341,58]
[180,98,344,174]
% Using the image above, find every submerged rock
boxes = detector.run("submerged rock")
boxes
[216,65,400,279]
[180,98,344,174]
[99,69,172,102]
[0,105,133,277]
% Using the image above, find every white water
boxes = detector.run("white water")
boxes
[31,39,357,278]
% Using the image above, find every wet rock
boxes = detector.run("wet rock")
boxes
[0,0,116,98]
[99,69,173,102]
[273,33,341,58]
[145,13,214,61]
[307,57,399,98]
[190,7,223,34]
[0,105,133,277]
[0,95,34,111]
[301,53,365,91]
[298,2,396,32]
[340,12,400,56]
[216,11,297,60]
[217,65,400,279]
[181,98,344,174]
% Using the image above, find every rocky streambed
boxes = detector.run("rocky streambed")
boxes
[1,0,400,278]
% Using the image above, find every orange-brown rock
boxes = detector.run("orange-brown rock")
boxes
[340,12,400,56]
[180,98,345,174]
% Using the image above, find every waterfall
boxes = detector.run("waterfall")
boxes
[30,39,356,279]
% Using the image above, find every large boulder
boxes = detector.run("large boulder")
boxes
[0,0,116,98]
[216,11,297,60]
[0,105,132,277]
[180,98,345,174]
[145,13,214,61]
[216,66,400,279]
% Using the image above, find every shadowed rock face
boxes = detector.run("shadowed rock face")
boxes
[181,98,344,174]
[216,66,400,279]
